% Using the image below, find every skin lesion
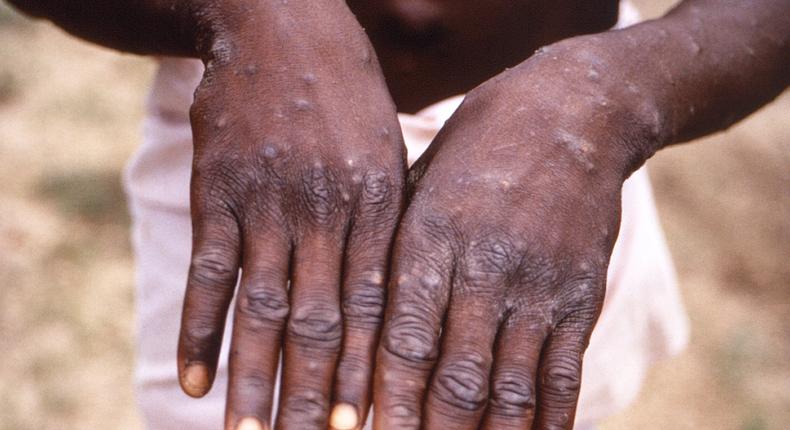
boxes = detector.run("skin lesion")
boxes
[382,285,443,365]
[553,129,598,173]
[361,170,394,206]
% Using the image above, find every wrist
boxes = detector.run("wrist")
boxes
[529,33,671,179]
[197,0,371,66]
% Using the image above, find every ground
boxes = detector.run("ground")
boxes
[0,1,787,429]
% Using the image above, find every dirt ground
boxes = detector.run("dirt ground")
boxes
[0,2,787,429]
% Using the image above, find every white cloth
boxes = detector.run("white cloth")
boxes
[124,2,689,428]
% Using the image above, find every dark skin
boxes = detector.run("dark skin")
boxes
[7,0,789,429]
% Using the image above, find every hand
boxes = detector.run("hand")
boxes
[175,3,406,429]
[374,38,657,429]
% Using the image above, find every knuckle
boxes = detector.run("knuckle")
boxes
[301,163,341,225]
[381,271,447,364]
[287,301,342,350]
[343,279,385,327]
[490,368,536,416]
[382,304,440,364]
[193,156,285,224]
[360,169,395,207]
[460,235,517,288]
[541,353,583,399]
[465,236,516,275]
[236,281,290,327]
[432,352,490,411]
[280,388,328,426]
[189,245,238,289]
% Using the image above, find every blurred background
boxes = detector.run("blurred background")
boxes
[0,1,787,429]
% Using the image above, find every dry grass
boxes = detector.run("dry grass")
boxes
[0,1,787,429]
[0,5,150,429]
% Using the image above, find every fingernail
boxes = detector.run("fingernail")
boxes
[181,363,210,397]
[236,417,266,430]
[330,403,359,430]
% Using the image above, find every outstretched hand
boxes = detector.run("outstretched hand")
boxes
[175,4,406,429]
[374,38,654,429]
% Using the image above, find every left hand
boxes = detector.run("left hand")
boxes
[173,3,407,429]
[373,37,657,429]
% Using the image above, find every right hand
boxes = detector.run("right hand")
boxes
[175,4,406,429]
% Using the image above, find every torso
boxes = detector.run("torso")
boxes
[347,0,621,112]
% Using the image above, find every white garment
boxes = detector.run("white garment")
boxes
[124,2,688,428]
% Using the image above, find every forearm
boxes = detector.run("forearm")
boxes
[6,0,220,56]
[530,0,788,177]
[643,0,787,144]
[5,0,366,60]
[610,0,789,163]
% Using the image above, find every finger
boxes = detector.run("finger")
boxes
[373,226,453,430]
[275,234,344,430]
[534,309,597,430]
[422,295,501,430]
[331,172,402,430]
[224,229,291,430]
[479,314,549,430]
[178,207,241,398]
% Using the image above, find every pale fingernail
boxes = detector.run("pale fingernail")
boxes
[236,417,266,430]
[330,403,359,430]
[181,363,210,397]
